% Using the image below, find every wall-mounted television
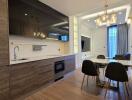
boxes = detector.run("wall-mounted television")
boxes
[9,0,69,40]
[81,36,91,52]
[58,35,69,42]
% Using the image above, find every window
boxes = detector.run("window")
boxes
[108,25,117,58]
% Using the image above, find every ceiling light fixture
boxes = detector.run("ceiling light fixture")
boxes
[95,0,117,26]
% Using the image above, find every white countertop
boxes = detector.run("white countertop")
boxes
[10,54,75,65]
[89,58,132,67]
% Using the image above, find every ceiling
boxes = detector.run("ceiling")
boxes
[39,0,132,16]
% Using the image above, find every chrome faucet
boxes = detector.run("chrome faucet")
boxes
[14,46,19,60]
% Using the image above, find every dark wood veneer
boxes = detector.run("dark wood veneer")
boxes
[0,0,9,99]
[0,0,9,66]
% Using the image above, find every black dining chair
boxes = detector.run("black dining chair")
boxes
[124,53,131,60]
[105,62,130,98]
[97,55,106,76]
[114,54,130,71]
[113,54,125,60]
[81,60,98,89]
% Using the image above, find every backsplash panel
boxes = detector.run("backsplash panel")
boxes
[9,35,65,60]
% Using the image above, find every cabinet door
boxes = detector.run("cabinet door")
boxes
[36,59,54,87]
[0,66,9,100]
[64,55,75,74]
[0,0,9,66]
[10,62,38,99]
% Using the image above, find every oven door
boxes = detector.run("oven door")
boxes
[54,60,65,74]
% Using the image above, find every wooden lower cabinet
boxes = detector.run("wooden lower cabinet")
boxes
[10,61,38,99]
[9,55,75,99]
[10,59,54,99]
[0,66,9,100]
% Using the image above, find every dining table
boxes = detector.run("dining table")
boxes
[89,58,132,67]
[88,58,132,89]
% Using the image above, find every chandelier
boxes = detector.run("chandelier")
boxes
[95,0,117,26]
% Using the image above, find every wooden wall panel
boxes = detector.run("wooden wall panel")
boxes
[0,66,9,100]
[0,0,10,99]
[0,0,9,66]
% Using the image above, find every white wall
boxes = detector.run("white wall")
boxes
[92,27,107,57]
[9,35,68,60]
[79,20,107,62]
[79,22,93,60]
[128,21,132,53]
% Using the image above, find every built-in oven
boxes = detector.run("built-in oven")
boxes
[54,60,65,81]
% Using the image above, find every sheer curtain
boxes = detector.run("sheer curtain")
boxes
[117,23,128,55]
[107,25,117,58]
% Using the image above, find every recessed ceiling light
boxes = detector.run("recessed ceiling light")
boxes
[25,13,28,16]
[88,20,90,22]
[119,22,122,24]
[118,12,122,15]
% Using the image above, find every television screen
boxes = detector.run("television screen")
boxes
[58,35,69,42]
[81,36,91,52]
[9,0,69,39]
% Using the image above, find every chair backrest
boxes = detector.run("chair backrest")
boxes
[114,55,125,60]
[105,62,128,82]
[97,55,105,59]
[82,60,97,76]
[124,53,131,60]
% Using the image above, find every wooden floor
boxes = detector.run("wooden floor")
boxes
[23,68,132,100]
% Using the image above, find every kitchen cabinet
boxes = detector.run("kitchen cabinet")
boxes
[0,0,9,66]
[9,55,75,99]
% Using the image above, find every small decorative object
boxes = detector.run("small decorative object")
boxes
[33,32,46,39]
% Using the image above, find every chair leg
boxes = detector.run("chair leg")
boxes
[81,74,85,89]
[117,81,119,88]
[127,82,131,95]
[105,79,110,97]
[103,68,105,76]
[123,82,128,100]
[125,82,129,96]
[103,68,106,81]
[87,76,89,86]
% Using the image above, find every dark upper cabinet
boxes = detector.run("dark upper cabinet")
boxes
[9,0,69,39]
